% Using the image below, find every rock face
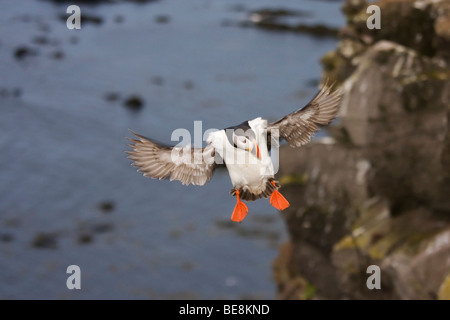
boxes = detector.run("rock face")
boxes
[274,0,450,300]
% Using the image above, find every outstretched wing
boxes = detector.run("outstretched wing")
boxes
[126,131,218,186]
[267,81,342,148]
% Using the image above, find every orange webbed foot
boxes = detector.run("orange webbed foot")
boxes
[231,190,249,222]
[270,181,290,211]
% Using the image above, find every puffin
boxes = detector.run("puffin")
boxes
[126,81,341,222]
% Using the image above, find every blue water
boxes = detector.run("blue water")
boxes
[0,0,344,299]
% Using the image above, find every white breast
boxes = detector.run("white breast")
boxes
[207,122,275,193]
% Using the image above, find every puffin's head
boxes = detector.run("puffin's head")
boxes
[232,132,260,159]
[207,126,261,160]
[228,129,261,160]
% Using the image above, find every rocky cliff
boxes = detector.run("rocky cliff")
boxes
[274,0,450,300]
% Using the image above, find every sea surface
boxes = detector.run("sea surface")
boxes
[0,0,344,299]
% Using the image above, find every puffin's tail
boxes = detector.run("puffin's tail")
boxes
[230,179,280,202]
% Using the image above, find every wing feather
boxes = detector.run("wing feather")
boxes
[126,131,217,186]
[268,81,342,148]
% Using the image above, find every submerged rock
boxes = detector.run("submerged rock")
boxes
[104,92,121,102]
[124,95,144,111]
[155,15,170,24]
[0,233,14,243]
[58,13,103,26]
[14,46,38,60]
[274,0,450,300]
[32,232,58,249]
[98,200,115,213]
[243,8,338,38]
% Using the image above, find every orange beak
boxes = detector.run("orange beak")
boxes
[256,143,261,159]
[248,139,261,160]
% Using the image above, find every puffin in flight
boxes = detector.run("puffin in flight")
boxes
[126,81,341,222]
